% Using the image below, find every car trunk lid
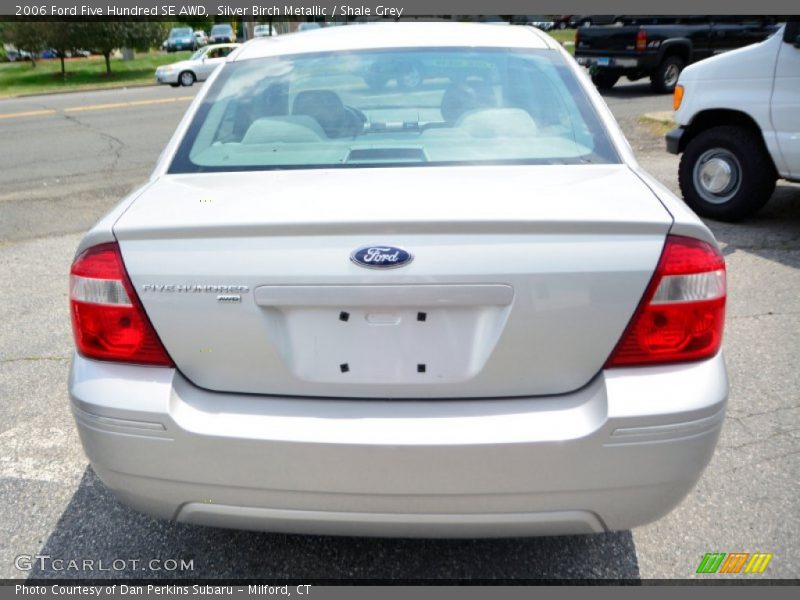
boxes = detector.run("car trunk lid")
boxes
[114,165,672,398]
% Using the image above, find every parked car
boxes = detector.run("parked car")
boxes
[575,16,779,92]
[194,30,208,46]
[4,44,32,62]
[476,15,509,25]
[209,23,235,43]
[362,52,500,91]
[553,15,574,30]
[254,24,279,37]
[40,49,59,59]
[70,22,728,538]
[511,16,556,31]
[296,22,322,32]
[166,27,197,52]
[667,20,799,221]
[571,15,625,27]
[155,44,240,87]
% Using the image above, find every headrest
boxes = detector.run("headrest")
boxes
[242,116,325,144]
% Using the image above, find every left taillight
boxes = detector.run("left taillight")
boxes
[69,242,173,367]
[606,235,726,368]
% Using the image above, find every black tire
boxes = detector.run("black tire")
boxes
[558,21,567,30]
[678,125,776,221]
[591,71,620,90]
[397,62,423,89]
[178,70,195,87]
[650,55,685,94]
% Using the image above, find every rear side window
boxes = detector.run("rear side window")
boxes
[170,48,619,172]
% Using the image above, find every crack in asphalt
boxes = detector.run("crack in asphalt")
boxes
[730,404,800,420]
[728,311,800,319]
[59,112,125,173]
[0,356,70,364]
[716,448,800,475]
[719,427,800,451]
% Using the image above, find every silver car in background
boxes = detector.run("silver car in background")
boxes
[155,44,240,87]
[70,23,728,538]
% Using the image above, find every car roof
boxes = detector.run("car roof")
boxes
[234,22,555,61]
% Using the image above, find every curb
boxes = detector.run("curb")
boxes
[641,111,675,126]
[0,81,160,100]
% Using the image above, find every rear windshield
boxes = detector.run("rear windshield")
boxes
[170,28,192,38]
[170,48,619,173]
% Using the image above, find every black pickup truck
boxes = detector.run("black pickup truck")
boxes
[574,16,779,93]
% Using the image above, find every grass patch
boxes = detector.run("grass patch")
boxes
[547,28,577,46]
[639,115,675,137]
[0,52,194,98]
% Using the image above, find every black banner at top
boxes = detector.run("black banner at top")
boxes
[1,0,800,18]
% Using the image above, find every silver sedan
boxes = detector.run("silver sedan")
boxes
[70,23,727,538]
[155,43,240,87]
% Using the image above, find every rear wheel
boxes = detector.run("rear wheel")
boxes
[678,125,776,221]
[179,71,195,87]
[650,55,684,93]
[558,21,568,29]
[591,71,620,90]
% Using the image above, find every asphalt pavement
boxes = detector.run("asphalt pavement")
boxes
[0,80,798,581]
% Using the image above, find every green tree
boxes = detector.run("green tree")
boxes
[4,21,48,68]
[43,22,81,78]
[73,21,166,75]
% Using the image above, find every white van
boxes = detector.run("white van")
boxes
[667,21,800,221]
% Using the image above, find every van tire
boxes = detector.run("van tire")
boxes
[678,125,776,221]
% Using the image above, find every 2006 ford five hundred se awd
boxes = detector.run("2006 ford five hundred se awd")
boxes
[68,23,728,537]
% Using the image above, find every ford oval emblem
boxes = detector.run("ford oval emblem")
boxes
[350,245,413,269]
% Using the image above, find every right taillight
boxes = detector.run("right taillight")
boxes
[606,235,726,367]
[70,242,173,367]
[635,29,647,52]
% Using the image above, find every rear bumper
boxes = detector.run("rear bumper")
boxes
[577,56,641,69]
[69,352,727,537]
[576,54,660,72]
